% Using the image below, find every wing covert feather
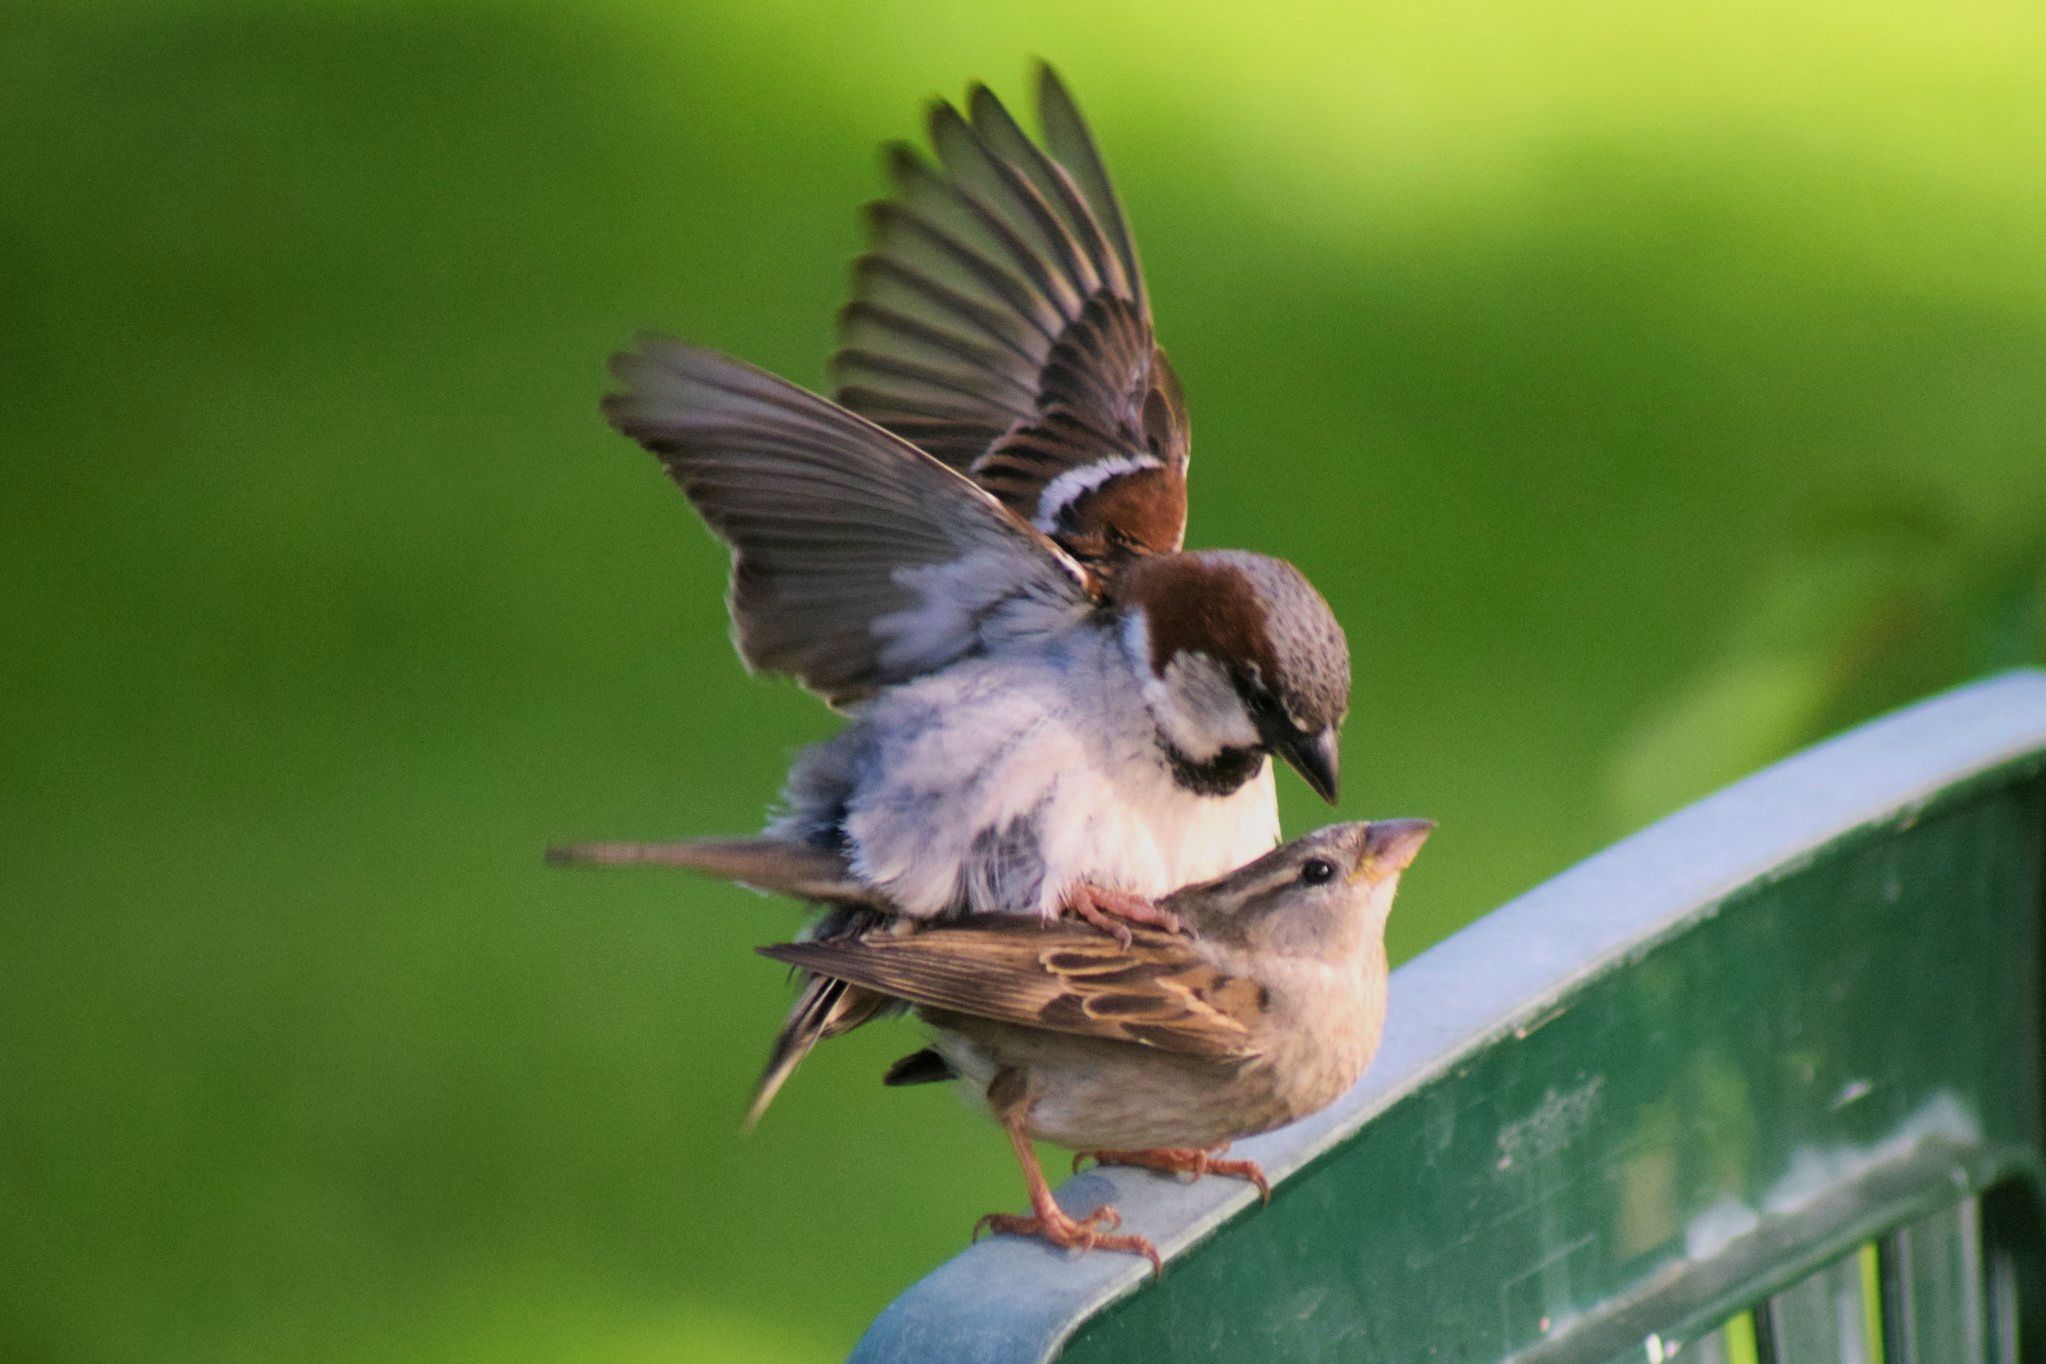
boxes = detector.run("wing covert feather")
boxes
[604,339,1093,707]
[761,923,1261,1058]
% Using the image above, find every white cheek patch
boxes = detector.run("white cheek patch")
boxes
[1141,648,1260,762]
[1032,454,1164,534]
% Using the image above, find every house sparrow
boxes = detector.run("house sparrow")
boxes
[554,68,1353,1122]
[759,818,1433,1270]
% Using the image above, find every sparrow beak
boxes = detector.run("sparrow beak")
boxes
[1270,726,1341,805]
[1359,819,1435,878]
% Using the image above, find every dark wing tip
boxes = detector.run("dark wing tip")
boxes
[963,80,1031,147]
[603,337,650,386]
[1030,58,1067,101]
[600,338,687,442]
[859,197,903,234]
[880,140,925,184]
[1032,62,1084,128]
[602,332,702,411]
[759,940,878,976]
[596,389,630,434]
[921,95,962,142]
[927,95,969,135]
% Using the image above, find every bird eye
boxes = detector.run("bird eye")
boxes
[1301,858,1336,886]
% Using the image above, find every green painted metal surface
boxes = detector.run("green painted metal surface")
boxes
[853,672,2046,1363]
[1062,776,2041,1361]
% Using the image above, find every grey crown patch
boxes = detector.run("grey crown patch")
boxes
[1201,550,1350,729]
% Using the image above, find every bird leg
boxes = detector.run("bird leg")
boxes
[974,1077,1162,1274]
[1059,882,1186,946]
[1075,1142,1272,1203]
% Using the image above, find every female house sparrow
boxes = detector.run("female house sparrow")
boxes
[560,70,1352,1120]
[760,819,1433,1270]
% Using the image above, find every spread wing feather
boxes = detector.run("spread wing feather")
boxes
[832,65,1191,564]
[604,338,1095,708]
[761,923,1262,1059]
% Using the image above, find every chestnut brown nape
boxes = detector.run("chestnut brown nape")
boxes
[1109,552,1278,680]
[1110,549,1351,731]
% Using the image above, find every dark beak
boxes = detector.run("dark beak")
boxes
[1269,726,1340,805]
[1362,819,1435,875]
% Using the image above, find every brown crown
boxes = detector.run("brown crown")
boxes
[1109,552,1281,684]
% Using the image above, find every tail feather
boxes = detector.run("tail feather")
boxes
[545,836,881,905]
[743,977,898,1129]
[743,975,846,1131]
[547,836,907,1127]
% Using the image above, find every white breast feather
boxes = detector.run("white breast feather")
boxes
[824,627,1279,918]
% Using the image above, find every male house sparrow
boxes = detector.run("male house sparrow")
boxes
[760,819,1434,1269]
[555,69,1353,1121]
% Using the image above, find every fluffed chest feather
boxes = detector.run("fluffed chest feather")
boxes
[778,639,1281,918]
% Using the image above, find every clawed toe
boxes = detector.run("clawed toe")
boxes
[970,1206,1158,1274]
[1142,905,1188,936]
[1068,896,1134,947]
[1077,1146,1272,1204]
[1205,1156,1272,1203]
[1061,883,1187,944]
[1080,1204,1122,1231]
[984,1083,1165,1277]
[1099,1230,1162,1275]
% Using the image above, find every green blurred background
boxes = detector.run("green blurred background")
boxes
[5,1,2044,1359]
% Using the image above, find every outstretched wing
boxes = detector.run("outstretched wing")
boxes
[605,338,1095,708]
[761,921,1261,1059]
[833,65,1191,571]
